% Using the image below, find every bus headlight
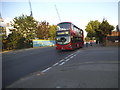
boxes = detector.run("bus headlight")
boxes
[68,45,72,48]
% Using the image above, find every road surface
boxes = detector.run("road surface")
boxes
[2,45,119,88]
[3,47,76,88]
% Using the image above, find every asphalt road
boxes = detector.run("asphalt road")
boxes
[3,45,119,88]
[2,47,77,88]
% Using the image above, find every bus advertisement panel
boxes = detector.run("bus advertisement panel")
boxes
[33,40,55,47]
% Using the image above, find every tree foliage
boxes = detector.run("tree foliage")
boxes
[37,21,50,39]
[7,31,25,49]
[85,36,90,42]
[12,15,38,40]
[99,19,114,36]
[2,15,57,50]
[116,25,119,32]
[49,25,56,40]
[85,20,101,34]
[85,19,114,43]
[2,15,38,50]
[36,21,56,40]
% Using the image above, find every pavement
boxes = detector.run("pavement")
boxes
[6,45,119,88]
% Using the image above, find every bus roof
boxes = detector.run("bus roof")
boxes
[57,22,72,25]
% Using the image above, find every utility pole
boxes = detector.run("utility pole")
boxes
[29,0,33,17]
[54,5,61,22]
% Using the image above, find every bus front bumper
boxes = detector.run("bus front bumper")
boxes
[56,44,73,50]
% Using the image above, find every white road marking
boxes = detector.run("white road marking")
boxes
[56,86,61,88]
[59,59,64,62]
[71,53,74,56]
[59,62,65,66]
[70,56,74,58]
[53,63,59,66]
[41,50,79,73]
[41,67,52,73]
[65,52,76,59]
[65,59,70,62]
[74,54,76,56]
[65,54,73,59]
[65,56,69,59]
[67,53,73,57]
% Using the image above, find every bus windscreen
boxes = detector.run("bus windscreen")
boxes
[57,23,71,30]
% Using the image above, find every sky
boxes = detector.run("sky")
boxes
[1,0,119,36]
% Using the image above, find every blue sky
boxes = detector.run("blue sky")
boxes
[1,0,119,36]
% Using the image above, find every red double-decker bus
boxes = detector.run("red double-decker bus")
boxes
[56,22,84,50]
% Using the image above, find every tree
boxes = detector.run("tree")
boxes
[85,36,90,42]
[116,25,119,32]
[99,19,114,37]
[4,14,38,50]
[11,15,38,40]
[85,19,114,43]
[85,20,101,39]
[7,31,25,50]
[49,25,57,40]
[98,19,114,43]
[1,26,8,50]
[37,21,50,39]
[1,26,7,40]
